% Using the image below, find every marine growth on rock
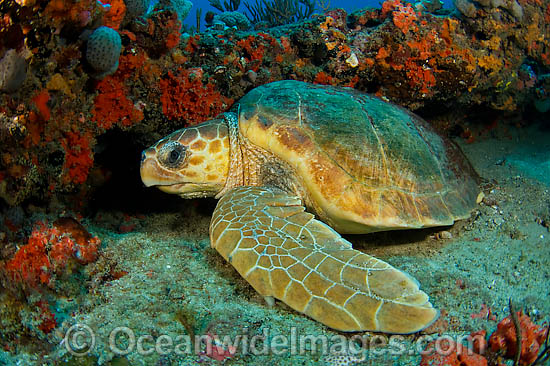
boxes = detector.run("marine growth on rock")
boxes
[85,26,122,79]
[124,0,149,17]
[0,49,27,93]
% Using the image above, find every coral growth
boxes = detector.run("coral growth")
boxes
[420,338,488,366]
[165,0,193,24]
[86,26,122,78]
[420,311,549,366]
[214,11,251,30]
[91,76,144,130]
[32,90,51,121]
[35,300,57,334]
[244,0,315,26]
[1,218,100,289]
[61,131,94,185]
[488,311,547,365]
[236,34,268,66]
[159,68,232,123]
[0,49,27,93]
[125,0,149,17]
[44,0,100,28]
[382,0,419,34]
[0,217,101,339]
[102,0,127,29]
[3,224,52,287]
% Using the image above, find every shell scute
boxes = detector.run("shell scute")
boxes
[237,80,479,232]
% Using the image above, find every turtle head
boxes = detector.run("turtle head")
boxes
[140,118,230,198]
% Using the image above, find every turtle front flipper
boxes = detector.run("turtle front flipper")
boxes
[210,186,438,334]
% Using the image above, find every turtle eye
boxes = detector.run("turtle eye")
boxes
[168,149,180,164]
[158,141,187,169]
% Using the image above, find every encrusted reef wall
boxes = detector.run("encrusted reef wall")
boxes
[0,0,549,207]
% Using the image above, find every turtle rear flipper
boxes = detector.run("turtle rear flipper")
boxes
[209,186,439,333]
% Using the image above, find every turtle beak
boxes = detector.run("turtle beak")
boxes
[140,148,164,187]
[140,147,190,192]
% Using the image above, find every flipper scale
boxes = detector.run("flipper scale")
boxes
[210,186,438,333]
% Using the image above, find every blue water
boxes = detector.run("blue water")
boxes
[183,0,454,30]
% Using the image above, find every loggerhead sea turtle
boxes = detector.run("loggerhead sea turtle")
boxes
[140,80,480,334]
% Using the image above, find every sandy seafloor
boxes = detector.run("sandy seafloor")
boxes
[1,123,549,366]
